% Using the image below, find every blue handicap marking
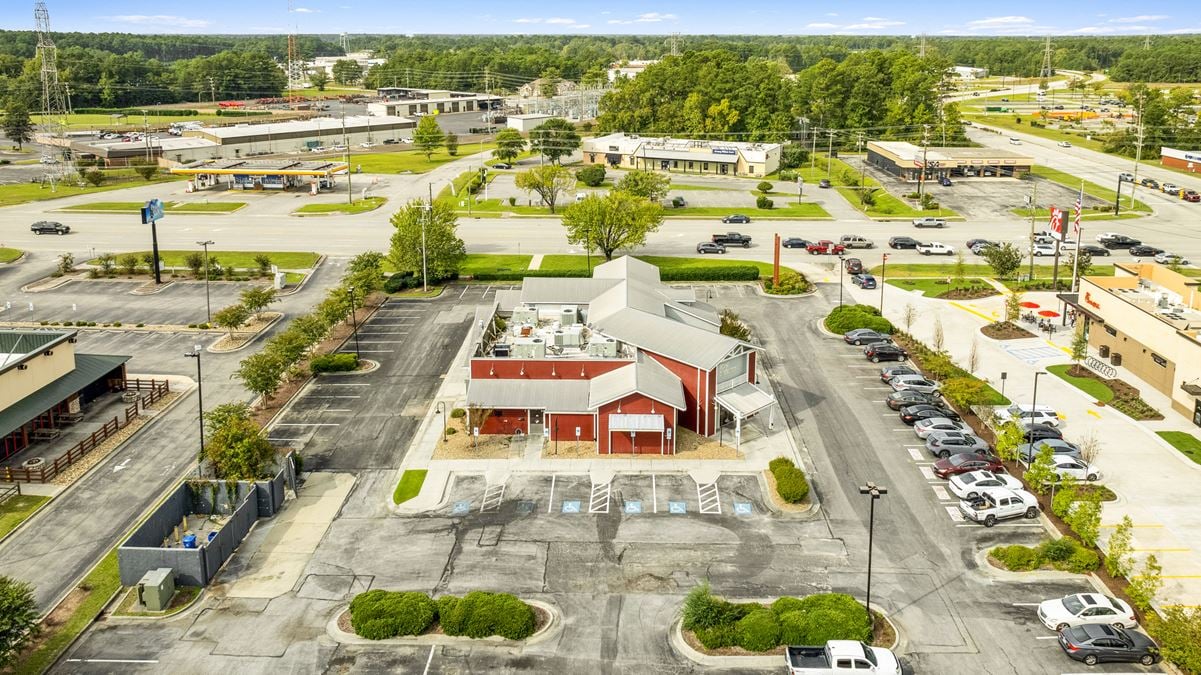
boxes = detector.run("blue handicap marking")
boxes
[733,502,753,515]
[668,501,687,514]
[624,501,642,514]
[561,500,581,514]
[451,500,471,516]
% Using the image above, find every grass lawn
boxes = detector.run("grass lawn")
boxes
[61,200,246,214]
[668,202,831,219]
[14,549,120,674]
[886,277,994,297]
[869,262,1115,278]
[463,254,531,275]
[393,469,428,505]
[669,183,730,191]
[0,247,23,264]
[1011,207,1143,221]
[89,250,320,270]
[539,254,788,278]
[1047,364,1115,402]
[293,196,386,215]
[795,154,959,220]
[0,494,50,540]
[1030,166,1151,213]
[33,112,235,130]
[0,175,182,209]
[351,144,497,174]
[1157,431,1201,466]
[452,198,553,216]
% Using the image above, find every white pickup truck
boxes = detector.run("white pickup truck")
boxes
[957,487,1039,527]
[785,640,901,674]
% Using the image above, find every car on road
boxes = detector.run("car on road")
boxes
[927,431,990,458]
[840,235,875,249]
[1039,594,1138,632]
[912,217,947,229]
[1031,242,1057,257]
[1118,172,1135,182]
[996,404,1060,427]
[888,236,920,249]
[889,375,941,394]
[1154,252,1190,265]
[1057,141,1072,148]
[1057,624,1160,667]
[696,242,727,254]
[939,176,952,186]
[1052,455,1101,481]
[958,487,1039,526]
[712,232,752,247]
[852,273,877,289]
[843,257,864,274]
[933,452,1005,478]
[886,390,937,410]
[1077,244,1110,257]
[30,220,71,235]
[491,162,512,170]
[1023,423,1063,443]
[843,328,890,346]
[1017,438,1081,463]
[1182,190,1201,202]
[1129,244,1164,257]
[880,365,919,383]
[1160,182,1181,194]
[1140,177,1159,189]
[1100,234,1141,250]
[913,418,968,439]
[864,342,905,363]
[807,240,846,255]
[818,178,831,188]
[722,214,751,224]
[947,470,1022,499]
[1009,137,1022,145]
[782,238,811,249]
[916,242,954,256]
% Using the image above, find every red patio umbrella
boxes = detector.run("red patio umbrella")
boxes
[1020,301,1040,308]
[1038,310,1060,318]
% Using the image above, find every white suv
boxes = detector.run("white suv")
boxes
[996,403,1060,427]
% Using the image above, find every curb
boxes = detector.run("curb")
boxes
[0,251,28,267]
[131,280,177,295]
[755,469,820,519]
[316,358,381,376]
[278,254,324,296]
[207,312,284,354]
[325,598,561,647]
[21,273,84,293]
[972,547,1089,583]
[107,586,207,622]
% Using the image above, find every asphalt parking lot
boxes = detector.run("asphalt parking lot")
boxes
[0,278,258,326]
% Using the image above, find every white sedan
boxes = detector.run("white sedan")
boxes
[1031,242,1057,257]
[913,418,967,439]
[1095,232,1120,243]
[1057,141,1072,148]
[1052,455,1101,481]
[916,242,954,256]
[947,470,1021,499]
[1037,593,1137,631]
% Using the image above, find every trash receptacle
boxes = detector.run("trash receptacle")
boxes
[1099,345,1110,358]
[182,533,197,549]
[1111,353,1122,367]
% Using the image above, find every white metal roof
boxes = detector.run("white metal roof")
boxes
[587,353,686,410]
[592,307,744,370]
[466,378,591,412]
[194,115,413,140]
[714,382,776,420]
[519,277,620,305]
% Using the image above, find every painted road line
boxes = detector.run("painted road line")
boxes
[310,395,362,398]
[949,301,994,322]
[919,466,937,481]
[1086,409,1101,419]
[1011,602,1042,606]
[547,475,556,514]
[66,660,159,664]
[907,448,923,461]
[932,485,953,501]
[348,350,395,353]
[322,383,370,386]
[957,522,1045,528]
[864,386,892,391]
[870,400,886,403]
[1131,548,1192,552]
[1034,636,1059,640]
[1100,523,1163,528]
[945,506,966,522]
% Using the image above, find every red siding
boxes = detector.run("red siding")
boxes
[748,351,757,384]
[642,352,708,435]
[596,393,677,454]
[547,413,596,441]
[1162,156,1200,173]
[470,358,628,380]
[478,408,528,435]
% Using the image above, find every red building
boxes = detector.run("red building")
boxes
[465,257,774,454]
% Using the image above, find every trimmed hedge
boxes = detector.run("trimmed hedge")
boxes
[824,304,894,335]
[75,107,198,116]
[384,271,421,292]
[683,586,870,653]
[471,265,760,282]
[990,537,1099,574]
[769,457,810,503]
[310,353,359,373]
[350,590,535,642]
[736,609,781,651]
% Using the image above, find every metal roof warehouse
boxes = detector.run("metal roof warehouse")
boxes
[866,140,1034,180]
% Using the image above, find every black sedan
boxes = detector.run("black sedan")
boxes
[1058,624,1160,667]
[722,214,751,224]
[888,236,920,249]
[865,343,907,362]
[852,273,877,289]
[782,238,811,248]
[1077,244,1110,257]
[1129,245,1163,257]
[1102,235,1141,249]
[886,390,937,410]
[900,405,961,424]
[1024,423,1063,443]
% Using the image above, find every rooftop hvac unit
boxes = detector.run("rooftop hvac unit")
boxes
[512,337,546,359]
[553,330,566,347]
[511,306,537,325]
[587,337,618,358]
[563,325,583,347]
[560,305,578,324]
[492,343,511,357]
[136,568,175,611]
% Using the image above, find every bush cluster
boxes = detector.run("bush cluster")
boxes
[683,584,869,652]
[473,265,760,282]
[769,457,809,503]
[824,304,894,335]
[349,589,536,642]
[576,165,607,187]
[990,537,1099,574]
[756,195,774,209]
[450,408,466,419]
[1148,606,1201,673]
[763,270,812,295]
[310,353,359,374]
[384,271,422,292]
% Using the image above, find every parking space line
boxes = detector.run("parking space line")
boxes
[855,375,879,379]
[589,481,611,514]
[957,523,1044,528]
[864,386,892,391]
[322,383,369,386]
[945,506,966,522]
[906,448,923,461]
[652,474,657,513]
[919,467,937,481]
[932,485,953,501]
[346,349,394,353]
[357,340,406,343]
[697,481,721,514]
[310,395,362,398]
[480,483,506,512]
[275,423,340,427]
[547,475,556,514]
[870,400,886,403]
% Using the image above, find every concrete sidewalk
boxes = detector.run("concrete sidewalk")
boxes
[843,279,1201,607]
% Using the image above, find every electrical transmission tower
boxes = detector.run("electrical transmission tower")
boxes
[668,33,680,57]
[1039,36,1054,78]
[339,32,349,52]
[286,1,305,96]
[919,34,927,58]
[35,1,71,177]
[1143,35,1151,50]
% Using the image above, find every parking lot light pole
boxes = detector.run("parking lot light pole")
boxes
[879,253,889,313]
[185,345,204,477]
[838,253,846,307]
[347,285,361,360]
[435,401,446,443]
[1031,370,1044,419]
[858,482,887,625]
[197,240,214,324]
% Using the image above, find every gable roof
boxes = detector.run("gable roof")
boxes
[588,353,686,410]
[592,307,744,370]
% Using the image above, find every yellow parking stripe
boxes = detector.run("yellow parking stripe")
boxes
[949,301,994,322]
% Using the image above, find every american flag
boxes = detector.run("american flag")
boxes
[1072,185,1083,238]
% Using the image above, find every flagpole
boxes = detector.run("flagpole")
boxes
[1071,182,1084,293]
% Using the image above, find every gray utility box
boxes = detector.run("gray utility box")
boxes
[137,567,175,611]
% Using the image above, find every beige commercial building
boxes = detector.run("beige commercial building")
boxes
[1064,264,1201,425]
[582,133,781,178]
[867,141,1033,180]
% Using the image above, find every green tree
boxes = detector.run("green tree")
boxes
[576,164,606,187]
[331,59,363,85]
[1127,554,1163,611]
[97,253,116,275]
[309,68,329,91]
[345,250,386,293]
[254,254,272,273]
[719,309,752,341]
[514,165,574,214]
[983,242,1024,280]
[445,132,459,157]
[118,253,140,275]
[1066,492,1102,548]
[994,421,1026,462]
[528,117,580,164]
[132,162,158,181]
[240,286,278,319]
[213,302,251,338]
[1024,445,1058,494]
[1005,289,1024,323]
[538,66,562,98]
[185,251,205,278]
[388,199,466,282]
[492,128,525,163]
[756,180,773,194]
[236,349,286,403]
[57,252,74,275]
[83,170,106,187]
[413,116,445,160]
[1106,515,1135,579]
[1070,324,1089,374]
[615,169,671,201]
[561,191,664,261]
[1,103,33,150]
[952,250,967,289]
[203,403,276,479]
[0,575,38,667]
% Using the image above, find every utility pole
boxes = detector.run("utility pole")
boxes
[917,125,931,199]
[826,130,835,178]
[342,105,352,204]
[810,127,819,170]
[1128,94,1146,209]
[422,183,432,292]
[919,34,926,58]
[856,132,866,187]
[197,240,214,323]
[1028,181,1038,280]
[1039,36,1054,78]
[208,76,216,104]
[143,110,152,163]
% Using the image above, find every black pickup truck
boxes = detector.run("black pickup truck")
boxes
[711,232,752,247]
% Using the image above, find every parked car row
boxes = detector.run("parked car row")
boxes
[1096,232,1189,264]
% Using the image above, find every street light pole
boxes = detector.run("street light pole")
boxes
[1032,370,1044,416]
[858,482,888,624]
[347,285,361,360]
[197,240,214,324]
[879,253,889,313]
[838,253,846,307]
[185,345,204,477]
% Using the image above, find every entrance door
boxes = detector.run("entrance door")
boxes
[529,409,545,437]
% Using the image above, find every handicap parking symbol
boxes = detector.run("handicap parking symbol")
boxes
[451,500,471,516]
[733,502,753,516]
[624,501,642,514]
[561,500,581,514]
[668,501,687,514]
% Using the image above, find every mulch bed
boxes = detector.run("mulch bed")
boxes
[938,287,998,300]
[981,321,1036,340]
[1063,365,1164,421]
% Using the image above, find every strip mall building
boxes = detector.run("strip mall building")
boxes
[465,257,776,453]
[1160,147,1201,174]
[581,133,781,178]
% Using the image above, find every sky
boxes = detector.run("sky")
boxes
[2,0,1199,36]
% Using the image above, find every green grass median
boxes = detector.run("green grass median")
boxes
[1047,364,1115,402]
[0,175,181,209]
[0,494,50,540]
[61,200,246,213]
[293,196,386,215]
[0,247,23,264]
[393,469,428,505]
[349,145,497,174]
[1030,166,1151,213]
[89,250,320,270]
[1157,431,1201,466]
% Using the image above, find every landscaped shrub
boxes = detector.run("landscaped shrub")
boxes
[576,165,607,187]
[777,610,808,645]
[771,596,806,616]
[792,594,871,643]
[310,353,359,374]
[763,270,812,295]
[384,271,420,293]
[1037,537,1077,564]
[756,195,774,209]
[439,591,536,641]
[991,544,1042,571]
[349,590,437,640]
[695,624,738,649]
[658,265,759,282]
[1064,548,1100,574]
[769,457,810,503]
[990,538,1099,573]
[683,582,751,631]
[824,304,894,335]
[736,609,780,652]
[450,408,466,419]
[1147,606,1201,674]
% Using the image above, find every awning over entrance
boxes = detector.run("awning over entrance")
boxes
[608,414,664,432]
[1056,293,1105,323]
[0,353,130,439]
[715,382,775,420]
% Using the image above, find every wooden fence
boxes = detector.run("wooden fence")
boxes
[0,378,171,484]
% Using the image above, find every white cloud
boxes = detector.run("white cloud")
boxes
[967,16,1034,28]
[293,7,318,13]
[806,22,840,29]
[513,17,541,23]
[1110,15,1168,23]
[102,14,211,28]
[608,12,678,25]
[1068,26,1113,34]
[843,19,905,29]
[514,16,583,26]
[861,16,888,21]
[825,12,838,17]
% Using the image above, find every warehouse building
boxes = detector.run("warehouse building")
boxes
[71,136,221,167]
[466,257,774,454]
[169,159,348,191]
[582,133,781,178]
[1160,147,1201,174]
[183,115,414,156]
[370,88,503,117]
[866,141,1034,180]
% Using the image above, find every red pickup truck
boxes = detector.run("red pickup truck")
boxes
[807,240,846,255]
